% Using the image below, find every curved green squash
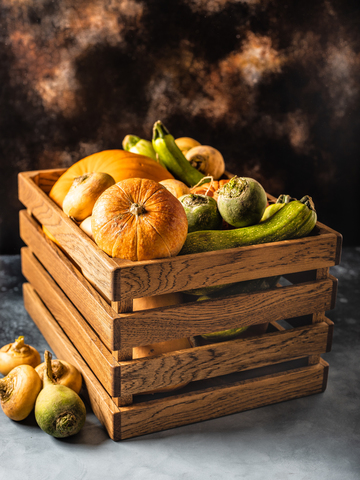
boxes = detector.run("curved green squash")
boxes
[180,196,317,256]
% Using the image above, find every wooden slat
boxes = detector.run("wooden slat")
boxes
[115,276,337,347]
[22,283,121,440]
[18,171,119,300]
[19,210,120,351]
[118,359,329,440]
[32,169,65,193]
[119,318,333,394]
[112,232,340,300]
[21,247,121,398]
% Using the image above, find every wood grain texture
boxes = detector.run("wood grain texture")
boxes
[22,283,121,440]
[18,171,119,300]
[114,276,337,347]
[21,247,121,397]
[112,233,340,300]
[19,209,121,351]
[18,170,342,302]
[118,318,333,395]
[22,282,329,441]
[118,359,329,440]
[20,245,334,399]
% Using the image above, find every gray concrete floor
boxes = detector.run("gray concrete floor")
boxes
[0,248,359,480]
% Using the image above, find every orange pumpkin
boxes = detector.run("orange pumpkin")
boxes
[91,178,188,261]
[49,150,174,208]
[190,179,230,201]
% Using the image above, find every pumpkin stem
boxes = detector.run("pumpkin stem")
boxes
[130,203,146,216]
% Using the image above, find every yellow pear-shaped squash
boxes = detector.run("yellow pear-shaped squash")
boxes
[49,150,174,208]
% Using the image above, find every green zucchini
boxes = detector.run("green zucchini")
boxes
[152,121,206,187]
[179,193,222,233]
[180,196,317,256]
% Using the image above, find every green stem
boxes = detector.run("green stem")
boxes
[153,121,170,140]
[122,135,141,151]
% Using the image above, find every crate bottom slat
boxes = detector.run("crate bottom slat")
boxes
[23,282,329,441]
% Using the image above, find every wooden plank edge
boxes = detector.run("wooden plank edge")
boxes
[325,317,334,352]
[113,232,340,300]
[118,320,332,395]
[115,277,336,347]
[117,360,329,440]
[22,283,121,441]
[315,221,343,265]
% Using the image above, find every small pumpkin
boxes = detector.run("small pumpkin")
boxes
[190,179,230,201]
[91,178,188,261]
[49,150,174,208]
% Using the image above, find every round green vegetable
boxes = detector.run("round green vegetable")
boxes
[179,193,222,233]
[35,351,86,438]
[217,176,267,227]
[180,196,317,256]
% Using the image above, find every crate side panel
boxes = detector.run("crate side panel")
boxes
[18,171,117,300]
[117,277,336,347]
[19,210,120,351]
[22,283,121,441]
[119,320,332,394]
[21,247,120,397]
[119,361,328,440]
[114,233,339,300]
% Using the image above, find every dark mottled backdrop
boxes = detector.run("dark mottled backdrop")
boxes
[1,0,359,253]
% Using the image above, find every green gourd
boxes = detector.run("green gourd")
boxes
[180,196,317,256]
[179,193,222,233]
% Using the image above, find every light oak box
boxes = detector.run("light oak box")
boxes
[18,169,342,441]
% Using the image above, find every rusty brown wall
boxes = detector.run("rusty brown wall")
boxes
[1,0,359,252]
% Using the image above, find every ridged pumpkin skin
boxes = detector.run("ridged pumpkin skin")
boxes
[49,150,174,208]
[92,178,188,261]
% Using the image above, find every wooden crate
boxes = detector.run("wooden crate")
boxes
[18,169,342,440]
